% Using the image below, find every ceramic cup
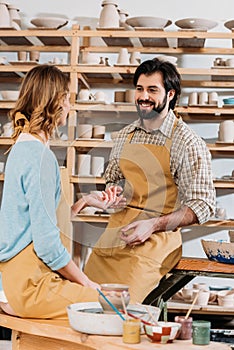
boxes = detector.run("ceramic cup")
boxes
[78,89,92,101]
[174,316,193,340]
[192,283,208,291]
[0,56,6,64]
[198,91,208,105]
[226,58,234,67]
[29,50,40,62]
[228,230,234,243]
[77,124,93,139]
[117,48,129,65]
[193,290,210,306]
[77,154,91,176]
[94,91,107,102]
[192,321,211,345]
[208,91,218,105]
[123,319,141,344]
[125,89,135,103]
[218,120,234,142]
[130,51,141,65]
[92,125,105,139]
[188,92,198,106]
[17,51,27,62]
[91,156,105,177]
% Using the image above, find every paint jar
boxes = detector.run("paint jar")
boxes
[192,320,211,345]
[174,316,193,340]
[123,319,141,344]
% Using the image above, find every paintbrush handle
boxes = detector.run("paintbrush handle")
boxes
[97,288,126,321]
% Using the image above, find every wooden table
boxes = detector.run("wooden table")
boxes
[143,257,234,308]
[0,311,231,350]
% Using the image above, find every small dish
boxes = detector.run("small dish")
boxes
[175,18,218,30]
[224,20,234,31]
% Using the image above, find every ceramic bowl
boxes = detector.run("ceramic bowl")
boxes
[201,239,234,264]
[0,90,19,100]
[224,20,234,30]
[67,302,160,335]
[30,16,69,29]
[125,16,172,29]
[175,18,218,30]
[217,290,234,307]
[144,322,181,343]
[98,283,130,313]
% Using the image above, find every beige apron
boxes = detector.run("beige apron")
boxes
[0,166,98,319]
[85,120,182,303]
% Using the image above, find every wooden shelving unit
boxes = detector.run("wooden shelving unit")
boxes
[0,26,233,257]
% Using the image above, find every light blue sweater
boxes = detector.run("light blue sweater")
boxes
[0,136,71,290]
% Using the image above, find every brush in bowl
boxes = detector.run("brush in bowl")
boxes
[98,283,130,314]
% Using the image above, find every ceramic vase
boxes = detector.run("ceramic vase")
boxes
[0,1,11,28]
[99,0,119,28]
[8,4,21,26]
[219,120,234,142]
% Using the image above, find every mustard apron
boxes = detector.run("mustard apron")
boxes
[85,121,182,303]
[0,156,98,320]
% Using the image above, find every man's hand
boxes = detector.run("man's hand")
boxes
[120,218,156,246]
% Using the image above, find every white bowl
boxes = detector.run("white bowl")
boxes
[201,239,234,264]
[0,90,19,100]
[125,16,172,29]
[30,16,69,29]
[224,20,234,30]
[175,18,218,30]
[67,302,160,335]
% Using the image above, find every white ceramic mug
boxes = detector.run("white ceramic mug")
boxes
[77,154,91,176]
[78,89,92,101]
[218,120,234,142]
[91,156,105,177]
[188,92,198,106]
[94,91,107,102]
[193,290,210,306]
[198,91,208,105]
[77,124,93,139]
[92,125,106,139]
[208,91,218,105]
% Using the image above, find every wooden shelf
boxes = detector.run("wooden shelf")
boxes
[70,175,105,185]
[72,213,109,223]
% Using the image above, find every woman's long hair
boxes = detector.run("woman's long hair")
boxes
[10,64,70,141]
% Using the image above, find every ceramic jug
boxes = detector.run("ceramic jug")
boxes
[0,1,11,28]
[8,4,21,26]
[99,0,119,28]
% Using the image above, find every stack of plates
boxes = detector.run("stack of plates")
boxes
[223,97,234,105]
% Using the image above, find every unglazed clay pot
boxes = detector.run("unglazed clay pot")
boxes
[99,0,119,28]
[0,1,11,28]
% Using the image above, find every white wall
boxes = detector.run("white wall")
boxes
[9,0,234,286]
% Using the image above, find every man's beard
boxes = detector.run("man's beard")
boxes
[136,94,168,121]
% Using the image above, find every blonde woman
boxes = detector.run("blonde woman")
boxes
[0,65,120,319]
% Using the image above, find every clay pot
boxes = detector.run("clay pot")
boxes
[99,0,119,28]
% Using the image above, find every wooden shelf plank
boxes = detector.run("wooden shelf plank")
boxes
[70,175,105,184]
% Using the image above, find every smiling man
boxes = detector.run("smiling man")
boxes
[84,58,216,303]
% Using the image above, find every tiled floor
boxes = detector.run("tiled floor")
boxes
[0,341,11,350]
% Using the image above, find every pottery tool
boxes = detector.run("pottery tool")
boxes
[185,291,199,319]
[97,288,126,321]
